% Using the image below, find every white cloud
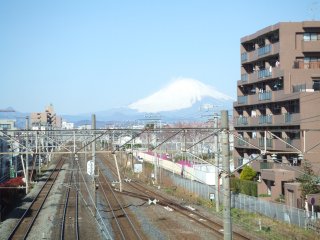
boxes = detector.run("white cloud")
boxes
[128,77,234,113]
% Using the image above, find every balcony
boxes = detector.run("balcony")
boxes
[259,138,273,148]
[234,138,256,149]
[284,113,300,124]
[301,40,320,53]
[240,73,248,82]
[237,67,284,86]
[234,137,301,154]
[241,42,279,64]
[237,137,249,147]
[258,91,272,101]
[251,160,274,172]
[235,113,301,128]
[258,44,271,56]
[241,52,248,62]
[294,61,320,69]
[258,69,272,79]
[234,89,299,107]
[272,138,301,151]
[259,115,273,125]
[237,95,248,105]
[273,113,300,126]
[261,169,295,182]
[234,116,248,127]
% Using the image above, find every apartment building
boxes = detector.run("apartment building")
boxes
[234,21,320,207]
[30,104,62,128]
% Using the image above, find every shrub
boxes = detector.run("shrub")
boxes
[240,165,257,181]
[231,177,258,197]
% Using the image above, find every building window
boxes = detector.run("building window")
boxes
[293,84,306,92]
[303,33,320,41]
[0,124,11,130]
[313,80,320,91]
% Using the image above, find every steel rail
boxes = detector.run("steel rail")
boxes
[8,156,66,240]
[99,170,143,240]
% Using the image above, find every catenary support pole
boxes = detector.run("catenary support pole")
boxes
[25,117,29,194]
[91,114,96,214]
[214,116,220,212]
[221,110,232,240]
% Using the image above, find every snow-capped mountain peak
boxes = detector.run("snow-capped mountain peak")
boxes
[128,78,234,113]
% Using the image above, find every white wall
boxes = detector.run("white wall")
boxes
[137,151,220,186]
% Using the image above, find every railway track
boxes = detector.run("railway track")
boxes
[7,156,66,240]
[99,152,254,240]
[98,169,143,240]
[128,180,252,240]
[60,163,79,240]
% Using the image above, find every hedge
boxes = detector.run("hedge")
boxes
[230,177,258,197]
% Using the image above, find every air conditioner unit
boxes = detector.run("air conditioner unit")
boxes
[306,89,314,92]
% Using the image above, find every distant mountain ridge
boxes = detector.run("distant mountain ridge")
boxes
[1,78,235,125]
[63,78,234,123]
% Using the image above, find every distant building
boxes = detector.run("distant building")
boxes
[62,121,74,129]
[30,104,62,128]
[0,119,16,135]
[234,21,320,207]
[0,119,17,179]
[78,124,91,130]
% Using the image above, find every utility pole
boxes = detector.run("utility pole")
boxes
[214,115,219,212]
[91,114,96,214]
[221,110,232,240]
[153,151,158,184]
[25,117,29,194]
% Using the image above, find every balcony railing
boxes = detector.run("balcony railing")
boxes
[259,115,273,124]
[258,44,271,56]
[241,42,279,64]
[258,91,272,101]
[292,83,306,93]
[284,113,292,123]
[258,69,272,79]
[241,74,248,82]
[260,162,273,169]
[237,137,249,146]
[236,117,248,126]
[259,138,273,148]
[285,138,293,148]
[237,96,248,104]
[294,61,320,69]
[241,52,248,62]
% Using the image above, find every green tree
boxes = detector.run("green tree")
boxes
[297,160,320,200]
[240,165,257,181]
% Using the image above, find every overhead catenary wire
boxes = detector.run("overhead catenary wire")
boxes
[75,158,113,240]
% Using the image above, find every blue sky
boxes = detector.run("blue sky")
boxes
[0,1,317,114]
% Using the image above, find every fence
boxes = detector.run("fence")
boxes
[163,169,316,229]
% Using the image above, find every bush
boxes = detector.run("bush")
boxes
[231,177,258,197]
[240,165,257,181]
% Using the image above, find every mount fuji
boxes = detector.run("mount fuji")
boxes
[63,78,235,123]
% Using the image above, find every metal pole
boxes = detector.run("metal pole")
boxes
[73,131,76,153]
[113,153,122,191]
[214,116,220,212]
[91,114,96,210]
[221,110,232,240]
[153,151,157,184]
[25,117,29,194]
[37,131,41,174]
